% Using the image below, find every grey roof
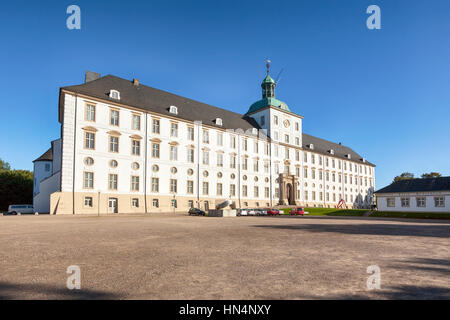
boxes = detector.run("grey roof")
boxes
[33,148,52,162]
[62,75,260,131]
[376,177,450,194]
[302,133,374,166]
[62,74,373,166]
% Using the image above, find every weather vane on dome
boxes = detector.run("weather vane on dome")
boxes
[266,58,271,75]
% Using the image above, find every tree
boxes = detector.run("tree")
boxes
[0,158,11,171]
[421,172,442,179]
[393,172,415,183]
[0,169,33,211]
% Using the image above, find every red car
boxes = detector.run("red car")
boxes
[289,207,305,216]
[267,208,281,216]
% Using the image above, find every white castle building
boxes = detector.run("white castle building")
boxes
[33,68,375,214]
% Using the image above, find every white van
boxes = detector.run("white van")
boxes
[7,205,34,215]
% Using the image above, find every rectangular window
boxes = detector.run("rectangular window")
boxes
[85,131,95,149]
[230,136,236,148]
[152,143,160,158]
[84,196,93,207]
[304,168,308,179]
[253,159,258,172]
[170,179,177,193]
[132,114,141,130]
[304,153,307,162]
[110,109,119,126]
[152,199,159,207]
[295,137,300,146]
[285,134,289,144]
[295,122,299,131]
[171,199,177,208]
[401,197,410,207]
[187,180,194,194]
[187,148,194,163]
[217,153,223,167]
[285,147,289,159]
[203,182,209,195]
[275,188,280,198]
[170,146,178,161]
[243,138,248,151]
[230,184,236,197]
[304,190,308,200]
[230,155,236,169]
[416,197,426,208]
[254,141,259,153]
[217,132,223,146]
[242,157,248,170]
[152,119,160,134]
[108,174,118,190]
[254,186,259,198]
[274,115,278,125]
[203,130,209,144]
[131,176,139,191]
[242,185,248,197]
[217,183,223,196]
[151,178,159,192]
[387,198,395,207]
[132,198,139,207]
[85,104,95,121]
[187,127,194,141]
[188,200,194,208]
[170,123,178,137]
[434,196,445,207]
[109,136,119,153]
[84,172,94,189]
[203,151,209,165]
[265,187,269,198]
[132,140,141,156]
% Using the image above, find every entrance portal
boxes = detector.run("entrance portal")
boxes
[286,183,295,205]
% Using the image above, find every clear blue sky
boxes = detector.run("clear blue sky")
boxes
[0,0,449,188]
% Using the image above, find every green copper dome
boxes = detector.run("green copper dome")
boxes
[246,73,290,114]
[247,97,290,114]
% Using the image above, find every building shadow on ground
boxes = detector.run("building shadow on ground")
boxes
[0,281,119,300]
[252,222,450,238]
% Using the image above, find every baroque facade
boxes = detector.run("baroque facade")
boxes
[33,69,375,214]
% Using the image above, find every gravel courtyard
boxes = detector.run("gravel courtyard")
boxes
[0,214,449,299]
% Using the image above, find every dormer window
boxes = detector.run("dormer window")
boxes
[361,158,366,163]
[252,128,258,135]
[215,118,223,126]
[109,90,120,100]
[346,154,351,159]
[308,144,314,150]
[329,149,334,155]
[169,105,178,115]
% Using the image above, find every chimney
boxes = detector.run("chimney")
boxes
[85,71,101,83]
[133,78,139,86]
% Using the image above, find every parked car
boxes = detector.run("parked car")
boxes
[237,209,248,216]
[256,208,268,216]
[247,209,257,216]
[7,204,33,215]
[290,207,305,216]
[267,208,281,216]
[188,208,206,216]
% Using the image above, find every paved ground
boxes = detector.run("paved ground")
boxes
[0,214,449,299]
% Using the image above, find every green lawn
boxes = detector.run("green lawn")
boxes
[370,211,450,220]
[280,207,368,216]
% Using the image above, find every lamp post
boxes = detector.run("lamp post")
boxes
[173,194,176,215]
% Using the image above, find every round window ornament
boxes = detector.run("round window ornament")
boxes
[109,160,118,168]
[84,157,94,166]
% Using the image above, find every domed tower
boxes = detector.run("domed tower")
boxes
[246,60,296,134]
